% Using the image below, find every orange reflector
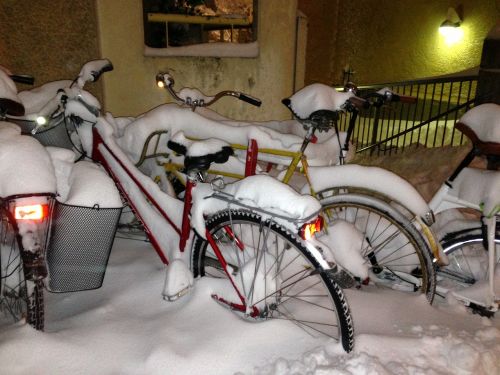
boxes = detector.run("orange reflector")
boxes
[14,204,47,221]
[300,216,324,240]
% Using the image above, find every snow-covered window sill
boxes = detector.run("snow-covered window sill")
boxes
[144,41,259,58]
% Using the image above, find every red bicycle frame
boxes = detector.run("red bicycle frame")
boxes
[91,127,258,314]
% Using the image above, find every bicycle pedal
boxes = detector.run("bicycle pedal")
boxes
[163,284,192,302]
[327,269,356,289]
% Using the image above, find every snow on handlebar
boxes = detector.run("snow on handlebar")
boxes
[156,71,262,109]
[33,59,113,133]
[73,59,113,89]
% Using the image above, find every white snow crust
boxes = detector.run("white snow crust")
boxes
[459,103,500,143]
[452,167,500,216]
[117,104,343,167]
[307,164,431,218]
[191,174,321,237]
[0,122,56,197]
[17,80,72,115]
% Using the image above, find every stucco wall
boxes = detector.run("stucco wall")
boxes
[300,0,498,85]
[0,0,102,99]
[96,0,299,120]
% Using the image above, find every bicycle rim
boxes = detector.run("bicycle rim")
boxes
[0,212,28,325]
[0,211,45,330]
[439,234,500,287]
[192,209,354,352]
[319,194,436,303]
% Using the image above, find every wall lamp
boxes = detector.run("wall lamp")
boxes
[439,7,463,43]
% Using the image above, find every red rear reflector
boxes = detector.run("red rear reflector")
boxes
[300,216,324,240]
[14,204,47,220]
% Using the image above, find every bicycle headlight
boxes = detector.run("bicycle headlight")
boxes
[36,116,47,126]
[300,216,324,240]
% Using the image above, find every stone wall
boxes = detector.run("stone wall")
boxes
[0,0,102,99]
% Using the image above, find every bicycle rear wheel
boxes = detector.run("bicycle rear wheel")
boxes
[319,194,436,303]
[0,210,45,330]
[191,209,355,352]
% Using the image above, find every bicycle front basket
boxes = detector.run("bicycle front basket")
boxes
[46,201,122,293]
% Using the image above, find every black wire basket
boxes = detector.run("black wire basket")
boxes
[46,201,122,293]
[9,114,76,150]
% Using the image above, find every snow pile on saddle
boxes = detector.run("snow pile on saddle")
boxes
[170,131,230,157]
[191,175,321,236]
[285,83,353,119]
[460,103,500,143]
[0,122,56,196]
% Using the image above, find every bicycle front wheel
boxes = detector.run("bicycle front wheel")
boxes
[191,209,355,352]
[319,194,436,303]
[0,211,44,330]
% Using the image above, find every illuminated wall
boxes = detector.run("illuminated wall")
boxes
[300,0,499,85]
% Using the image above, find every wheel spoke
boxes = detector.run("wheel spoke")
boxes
[192,210,353,350]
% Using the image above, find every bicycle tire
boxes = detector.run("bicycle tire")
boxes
[0,211,45,330]
[439,232,500,287]
[318,193,436,303]
[191,209,355,352]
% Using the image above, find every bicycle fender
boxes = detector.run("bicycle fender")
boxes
[307,164,432,222]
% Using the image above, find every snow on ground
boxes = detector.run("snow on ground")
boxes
[0,234,498,375]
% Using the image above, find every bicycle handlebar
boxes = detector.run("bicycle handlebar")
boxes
[367,88,417,106]
[73,59,114,89]
[156,72,262,109]
[346,96,369,111]
[10,74,34,85]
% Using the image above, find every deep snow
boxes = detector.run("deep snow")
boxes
[0,233,499,375]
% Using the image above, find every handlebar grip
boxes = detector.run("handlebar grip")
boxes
[238,93,262,107]
[167,140,187,155]
[348,96,369,110]
[394,94,417,104]
[91,60,114,82]
[10,74,34,85]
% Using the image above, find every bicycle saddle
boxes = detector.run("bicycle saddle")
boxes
[0,69,25,117]
[167,134,233,173]
[282,102,339,132]
[456,103,500,157]
[0,97,24,117]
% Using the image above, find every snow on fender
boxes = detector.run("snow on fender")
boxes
[307,164,431,220]
[191,175,322,238]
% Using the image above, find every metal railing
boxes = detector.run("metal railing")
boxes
[337,74,479,155]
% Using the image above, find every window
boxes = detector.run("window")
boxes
[143,0,258,57]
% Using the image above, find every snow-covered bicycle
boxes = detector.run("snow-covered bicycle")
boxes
[151,73,440,302]
[30,63,356,352]
[0,68,56,330]
[428,103,500,315]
